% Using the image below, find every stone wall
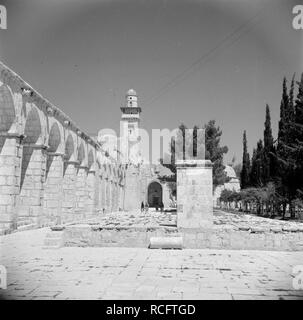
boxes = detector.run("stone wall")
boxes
[0,61,126,234]
[63,224,303,251]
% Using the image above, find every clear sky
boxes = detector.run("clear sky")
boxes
[0,0,302,164]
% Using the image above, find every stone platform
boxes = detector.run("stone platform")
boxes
[1,227,303,300]
[59,209,303,251]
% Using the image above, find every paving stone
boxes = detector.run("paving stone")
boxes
[1,226,303,300]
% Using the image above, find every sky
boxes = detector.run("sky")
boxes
[0,0,302,164]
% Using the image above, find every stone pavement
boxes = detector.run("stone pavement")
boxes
[1,228,303,300]
[92,209,303,232]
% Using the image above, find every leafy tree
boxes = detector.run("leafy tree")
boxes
[161,120,228,189]
[204,120,228,188]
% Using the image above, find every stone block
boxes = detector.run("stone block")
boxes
[177,160,213,229]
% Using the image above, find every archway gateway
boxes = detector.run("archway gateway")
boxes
[147,181,162,208]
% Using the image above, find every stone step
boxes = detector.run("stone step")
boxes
[43,231,64,249]
[45,231,64,238]
[17,224,37,232]
[149,236,183,249]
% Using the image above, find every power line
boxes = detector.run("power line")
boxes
[143,5,267,107]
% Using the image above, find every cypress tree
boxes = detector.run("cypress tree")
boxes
[250,140,264,187]
[249,148,257,187]
[295,73,303,131]
[240,130,250,189]
[277,77,289,149]
[294,73,303,199]
[289,74,296,123]
[276,76,299,217]
[263,104,274,183]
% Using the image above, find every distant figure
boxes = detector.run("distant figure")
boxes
[141,201,144,213]
[145,202,149,214]
[160,202,164,213]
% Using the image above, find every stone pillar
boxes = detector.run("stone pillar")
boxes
[112,182,117,211]
[119,184,125,211]
[43,152,64,226]
[62,160,78,223]
[18,143,47,228]
[177,160,213,229]
[87,167,97,217]
[106,178,111,212]
[99,175,105,213]
[111,180,115,212]
[0,133,23,232]
[116,182,119,211]
[124,165,140,211]
[75,165,88,219]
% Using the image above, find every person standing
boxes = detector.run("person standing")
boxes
[145,202,149,214]
[141,201,144,213]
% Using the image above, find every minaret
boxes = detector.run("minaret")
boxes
[120,89,142,164]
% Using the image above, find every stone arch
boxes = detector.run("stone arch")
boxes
[147,180,163,208]
[46,122,62,178]
[77,142,85,165]
[20,107,42,189]
[0,84,16,154]
[0,84,15,132]
[63,133,76,176]
[23,107,42,144]
[88,149,95,171]
[48,122,61,152]
[65,134,75,162]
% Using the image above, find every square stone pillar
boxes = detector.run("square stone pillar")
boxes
[75,165,88,219]
[106,178,111,212]
[62,160,78,223]
[18,143,47,228]
[86,168,97,217]
[177,160,213,229]
[0,133,23,232]
[43,152,64,226]
[99,175,106,212]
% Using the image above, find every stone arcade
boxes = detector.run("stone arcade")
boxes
[0,62,213,235]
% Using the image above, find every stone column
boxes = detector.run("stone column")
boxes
[62,160,78,223]
[75,165,88,220]
[98,175,105,213]
[43,152,64,226]
[110,180,114,212]
[119,184,125,211]
[106,178,111,212]
[87,166,97,217]
[18,142,47,228]
[102,177,106,212]
[114,181,117,212]
[0,133,23,232]
[177,160,213,230]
